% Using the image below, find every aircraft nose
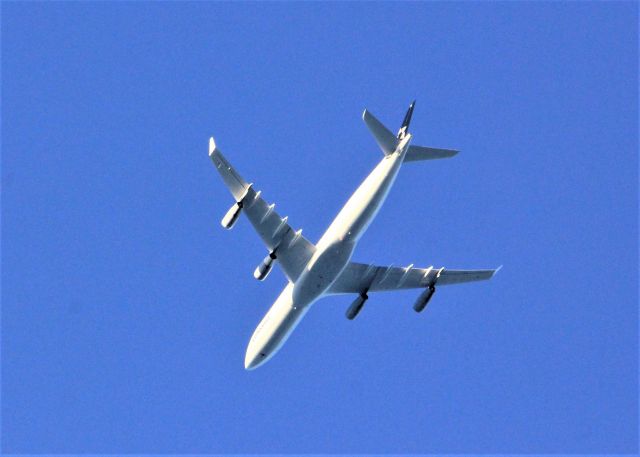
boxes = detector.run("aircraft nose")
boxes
[244,345,267,370]
[244,352,259,370]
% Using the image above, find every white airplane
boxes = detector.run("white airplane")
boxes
[209,101,499,370]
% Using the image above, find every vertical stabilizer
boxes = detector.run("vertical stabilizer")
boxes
[397,100,415,140]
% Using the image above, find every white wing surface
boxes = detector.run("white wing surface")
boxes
[328,262,499,294]
[209,138,316,282]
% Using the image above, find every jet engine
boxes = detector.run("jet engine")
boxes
[221,202,243,229]
[345,292,368,320]
[254,252,277,281]
[413,285,436,313]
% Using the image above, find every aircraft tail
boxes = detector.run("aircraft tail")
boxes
[362,101,458,162]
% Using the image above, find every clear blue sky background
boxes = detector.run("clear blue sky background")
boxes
[2,2,637,454]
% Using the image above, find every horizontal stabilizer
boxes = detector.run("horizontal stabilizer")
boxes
[362,109,397,156]
[404,145,459,163]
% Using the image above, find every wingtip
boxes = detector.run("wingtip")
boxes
[362,108,368,120]
[209,137,216,156]
[493,265,503,276]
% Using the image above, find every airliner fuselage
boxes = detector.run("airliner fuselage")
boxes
[244,135,412,369]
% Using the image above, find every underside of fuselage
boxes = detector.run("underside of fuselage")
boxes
[244,140,410,370]
[244,241,356,369]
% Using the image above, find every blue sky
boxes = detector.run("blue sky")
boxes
[2,2,637,454]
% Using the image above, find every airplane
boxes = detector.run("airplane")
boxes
[208,101,500,370]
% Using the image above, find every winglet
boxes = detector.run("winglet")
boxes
[209,137,216,156]
[493,265,503,276]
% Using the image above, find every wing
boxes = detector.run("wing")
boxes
[209,138,316,282]
[328,262,500,294]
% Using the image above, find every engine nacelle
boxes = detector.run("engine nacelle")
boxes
[413,285,436,313]
[345,292,368,320]
[221,202,243,229]
[254,252,276,281]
